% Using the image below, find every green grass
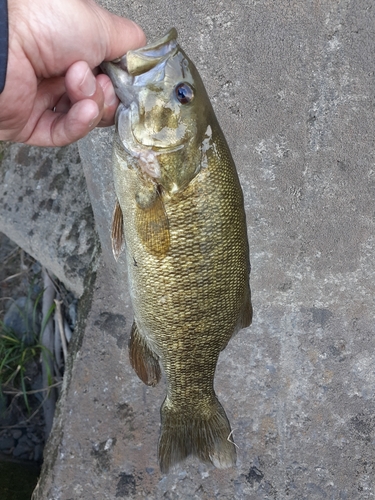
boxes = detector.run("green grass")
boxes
[0,289,55,413]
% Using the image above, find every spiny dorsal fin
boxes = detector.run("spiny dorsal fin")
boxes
[129,321,161,386]
[111,200,124,261]
[135,189,170,258]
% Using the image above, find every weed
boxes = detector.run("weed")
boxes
[0,290,55,413]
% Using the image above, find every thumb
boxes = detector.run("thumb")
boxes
[94,5,146,61]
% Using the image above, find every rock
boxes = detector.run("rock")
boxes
[13,442,32,458]
[11,430,22,440]
[18,434,34,448]
[0,436,15,451]
[29,433,43,445]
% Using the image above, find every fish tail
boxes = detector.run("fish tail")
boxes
[158,396,236,473]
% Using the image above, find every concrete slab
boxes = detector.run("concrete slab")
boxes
[32,0,375,498]
[0,142,96,296]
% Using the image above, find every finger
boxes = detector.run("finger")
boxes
[65,61,102,105]
[93,5,146,61]
[96,73,119,127]
[15,75,101,145]
[25,99,100,146]
[12,0,146,77]
[14,76,67,143]
[54,93,71,113]
[23,65,114,145]
[65,63,118,127]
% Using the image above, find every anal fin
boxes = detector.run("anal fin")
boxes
[129,321,161,386]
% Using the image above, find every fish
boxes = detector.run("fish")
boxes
[101,28,252,473]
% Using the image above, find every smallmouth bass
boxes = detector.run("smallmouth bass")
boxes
[102,28,252,473]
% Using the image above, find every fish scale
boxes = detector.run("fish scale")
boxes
[102,28,252,473]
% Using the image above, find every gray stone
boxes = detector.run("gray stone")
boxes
[0,436,15,450]
[18,434,34,447]
[1,448,13,455]
[13,442,32,458]
[31,0,375,498]
[11,430,22,440]
[29,433,43,445]
[0,142,97,296]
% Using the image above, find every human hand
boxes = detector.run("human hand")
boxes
[0,0,145,146]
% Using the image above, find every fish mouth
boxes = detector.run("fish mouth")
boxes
[126,28,178,76]
[101,28,179,96]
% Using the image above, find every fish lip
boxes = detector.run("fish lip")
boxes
[135,28,177,55]
[125,28,178,76]
[101,28,178,81]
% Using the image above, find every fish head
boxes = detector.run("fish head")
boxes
[101,29,215,194]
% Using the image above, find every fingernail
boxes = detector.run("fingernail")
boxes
[80,68,96,97]
[104,82,118,107]
[89,110,100,129]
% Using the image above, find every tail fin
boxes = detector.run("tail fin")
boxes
[158,396,236,473]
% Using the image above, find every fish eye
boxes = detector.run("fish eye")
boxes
[175,82,194,104]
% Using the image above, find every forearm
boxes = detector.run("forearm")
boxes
[0,0,8,93]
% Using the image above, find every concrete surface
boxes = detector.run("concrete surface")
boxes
[0,142,96,296]
[28,0,375,498]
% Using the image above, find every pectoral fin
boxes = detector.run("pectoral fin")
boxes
[129,321,161,386]
[111,200,124,261]
[135,189,170,258]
